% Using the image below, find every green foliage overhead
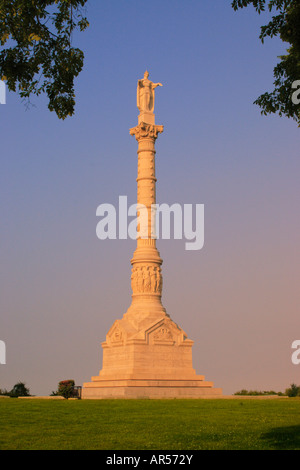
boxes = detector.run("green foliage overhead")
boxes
[0,0,89,119]
[232,0,300,125]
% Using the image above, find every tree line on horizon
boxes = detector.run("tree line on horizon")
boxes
[1,381,300,398]
[0,379,81,398]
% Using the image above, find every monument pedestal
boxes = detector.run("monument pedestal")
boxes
[82,299,222,399]
[82,72,222,399]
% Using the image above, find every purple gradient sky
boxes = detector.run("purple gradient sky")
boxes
[1,0,299,396]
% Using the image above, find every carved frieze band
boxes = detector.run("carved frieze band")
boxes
[131,265,163,294]
[130,122,164,141]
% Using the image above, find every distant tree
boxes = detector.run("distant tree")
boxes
[9,381,30,397]
[234,389,279,396]
[55,379,76,399]
[234,389,249,395]
[285,383,300,397]
[0,0,89,119]
[232,0,300,126]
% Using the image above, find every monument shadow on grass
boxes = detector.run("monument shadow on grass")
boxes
[260,425,300,450]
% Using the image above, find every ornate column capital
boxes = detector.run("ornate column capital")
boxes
[130,122,164,141]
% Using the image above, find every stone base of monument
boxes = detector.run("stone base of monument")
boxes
[82,313,222,399]
[81,383,222,399]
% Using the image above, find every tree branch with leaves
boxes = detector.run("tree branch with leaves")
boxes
[232,0,300,126]
[0,0,89,119]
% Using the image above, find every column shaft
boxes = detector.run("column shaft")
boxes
[129,122,164,303]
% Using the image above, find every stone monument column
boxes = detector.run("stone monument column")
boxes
[126,115,165,321]
[82,72,222,399]
[124,71,166,324]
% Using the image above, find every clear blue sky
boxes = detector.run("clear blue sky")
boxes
[0,0,299,396]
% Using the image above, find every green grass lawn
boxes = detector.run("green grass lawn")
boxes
[0,397,300,450]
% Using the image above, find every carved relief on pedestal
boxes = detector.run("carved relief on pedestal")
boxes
[131,265,163,295]
[145,319,181,346]
[111,327,123,343]
[110,328,123,343]
[153,327,173,341]
[106,323,124,347]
